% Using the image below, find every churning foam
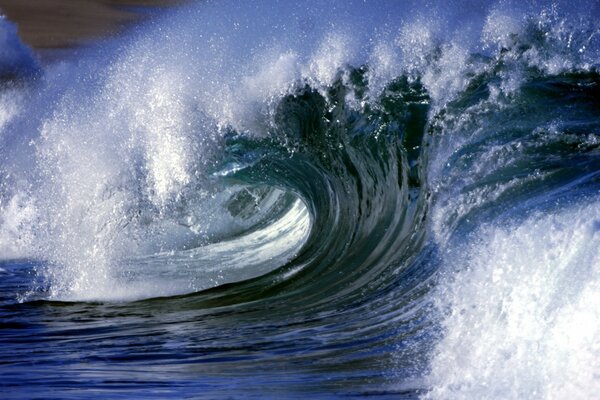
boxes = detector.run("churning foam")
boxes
[425,198,600,399]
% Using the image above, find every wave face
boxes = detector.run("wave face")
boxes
[1,0,599,398]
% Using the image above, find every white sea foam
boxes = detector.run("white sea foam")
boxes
[425,199,600,399]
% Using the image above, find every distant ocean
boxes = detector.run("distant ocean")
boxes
[1,1,599,398]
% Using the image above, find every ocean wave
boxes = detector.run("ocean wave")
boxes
[0,1,599,398]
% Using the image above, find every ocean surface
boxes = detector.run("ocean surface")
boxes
[1,1,599,398]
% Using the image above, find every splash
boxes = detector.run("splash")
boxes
[426,199,600,399]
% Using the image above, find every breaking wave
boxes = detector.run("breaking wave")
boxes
[0,1,599,398]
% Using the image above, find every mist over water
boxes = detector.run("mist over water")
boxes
[0,0,599,398]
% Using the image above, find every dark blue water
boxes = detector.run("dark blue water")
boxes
[1,1,599,398]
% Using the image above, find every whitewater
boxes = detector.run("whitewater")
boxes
[0,0,599,398]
